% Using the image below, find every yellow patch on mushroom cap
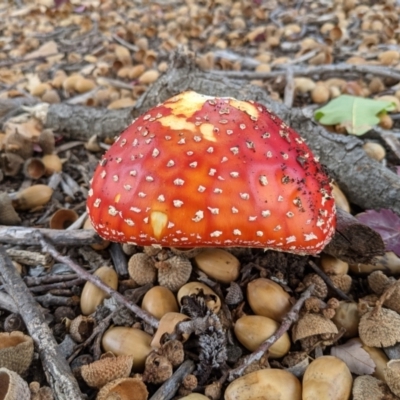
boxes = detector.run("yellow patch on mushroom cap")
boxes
[150,211,168,238]
[229,98,259,120]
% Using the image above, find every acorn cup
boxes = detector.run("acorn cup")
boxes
[177,282,221,313]
[0,367,31,400]
[151,312,190,348]
[1,153,24,177]
[22,158,46,180]
[96,377,148,400]
[49,209,79,230]
[0,331,34,375]
[80,354,134,389]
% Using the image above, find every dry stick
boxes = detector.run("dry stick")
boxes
[28,278,86,293]
[0,225,102,246]
[227,284,315,382]
[0,290,18,313]
[150,360,195,400]
[36,231,159,329]
[210,63,400,81]
[308,260,351,301]
[0,245,84,399]
[283,67,295,108]
[24,273,81,287]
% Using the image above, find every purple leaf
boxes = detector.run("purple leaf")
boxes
[54,0,69,7]
[357,209,400,257]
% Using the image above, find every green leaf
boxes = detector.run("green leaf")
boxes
[314,95,396,135]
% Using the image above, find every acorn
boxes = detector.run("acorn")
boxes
[141,286,179,319]
[74,77,96,94]
[177,282,221,313]
[362,142,386,162]
[12,185,53,211]
[115,45,132,66]
[302,356,352,400]
[180,395,209,400]
[320,254,349,275]
[349,252,400,274]
[108,98,136,109]
[80,266,118,315]
[294,77,316,94]
[234,315,291,358]
[331,184,350,212]
[193,248,240,283]
[138,70,159,84]
[102,326,152,371]
[311,83,330,104]
[41,154,62,175]
[225,368,301,400]
[331,301,359,338]
[246,278,291,322]
[353,338,389,382]
[151,312,190,348]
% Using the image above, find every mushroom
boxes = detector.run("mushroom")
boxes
[87,91,336,254]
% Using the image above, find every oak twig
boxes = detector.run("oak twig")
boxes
[36,231,159,329]
[0,245,84,399]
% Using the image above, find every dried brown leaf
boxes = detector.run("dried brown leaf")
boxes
[330,338,375,375]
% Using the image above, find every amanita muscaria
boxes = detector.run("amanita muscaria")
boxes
[87,91,336,255]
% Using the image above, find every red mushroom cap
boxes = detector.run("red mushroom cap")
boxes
[87,91,336,255]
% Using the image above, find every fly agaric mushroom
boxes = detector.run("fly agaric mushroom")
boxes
[87,91,335,255]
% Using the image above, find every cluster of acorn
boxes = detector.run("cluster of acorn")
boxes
[0,123,62,226]
[0,331,53,399]
[49,242,400,400]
